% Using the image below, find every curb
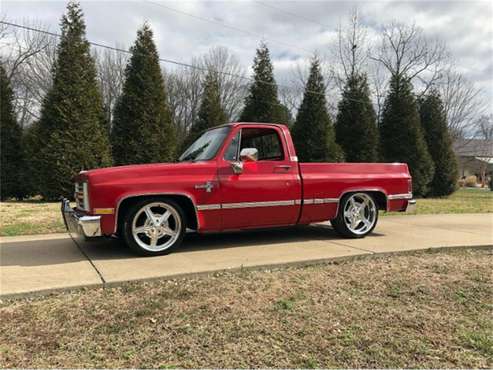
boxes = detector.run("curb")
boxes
[2,243,491,301]
[0,233,69,244]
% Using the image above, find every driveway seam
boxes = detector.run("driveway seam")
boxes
[70,235,107,285]
[327,240,376,254]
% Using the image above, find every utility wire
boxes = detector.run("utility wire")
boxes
[1,20,368,103]
[0,20,245,78]
[144,0,313,55]
[255,1,330,30]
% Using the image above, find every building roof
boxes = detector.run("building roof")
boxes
[453,139,493,157]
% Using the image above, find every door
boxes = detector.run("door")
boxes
[218,126,302,230]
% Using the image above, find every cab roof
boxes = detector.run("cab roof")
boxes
[218,122,289,129]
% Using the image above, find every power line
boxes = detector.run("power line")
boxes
[143,0,313,55]
[0,20,238,77]
[255,1,330,30]
[0,20,367,103]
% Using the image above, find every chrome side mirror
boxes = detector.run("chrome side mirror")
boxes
[231,161,243,174]
[240,148,258,162]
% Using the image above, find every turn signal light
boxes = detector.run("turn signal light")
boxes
[93,208,114,215]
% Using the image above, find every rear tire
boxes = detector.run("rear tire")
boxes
[331,192,378,238]
[122,198,186,256]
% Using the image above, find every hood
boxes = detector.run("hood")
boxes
[76,162,212,185]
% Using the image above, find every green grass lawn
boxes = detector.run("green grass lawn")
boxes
[0,188,491,237]
[0,201,65,236]
[411,188,493,215]
[0,249,491,368]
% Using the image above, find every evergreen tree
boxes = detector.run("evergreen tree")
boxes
[35,2,111,199]
[182,70,227,151]
[111,24,176,165]
[0,64,24,200]
[335,73,378,162]
[291,58,343,162]
[21,121,42,197]
[380,75,434,196]
[277,103,294,127]
[240,42,285,123]
[419,89,458,196]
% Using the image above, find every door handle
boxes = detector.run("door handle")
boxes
[274,165,292,172]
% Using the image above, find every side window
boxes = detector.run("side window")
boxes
[224,131,240,161]
[240,128,284,161]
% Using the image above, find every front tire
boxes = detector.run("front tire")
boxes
[122,198,186,256]
[331,192,378,238]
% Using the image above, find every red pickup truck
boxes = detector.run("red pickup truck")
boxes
[62,122,415,256]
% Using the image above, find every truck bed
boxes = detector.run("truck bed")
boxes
[297,162,412,223]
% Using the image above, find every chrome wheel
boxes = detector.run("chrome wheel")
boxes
[343,193,377,235]
[131,202,182,252]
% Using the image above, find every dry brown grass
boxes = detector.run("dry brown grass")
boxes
[0,249,491,368]
[0,201,65,236]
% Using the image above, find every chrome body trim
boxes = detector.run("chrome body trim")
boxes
[313,198,339,204]
[222,200,295,209]
[61,198,101,238]
[196,204,221,211]
[388,193,413,200]
[295,198,339,205]
[196,198,339,211]
[113,192,199,234]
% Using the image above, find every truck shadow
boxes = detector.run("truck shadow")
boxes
[0,224,386,267]
[81,223,386,260]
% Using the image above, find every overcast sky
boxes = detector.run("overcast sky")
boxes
[2,0,492,108]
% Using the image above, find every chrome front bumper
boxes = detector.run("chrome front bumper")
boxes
[404,199,417,213]
[61,198,102,238]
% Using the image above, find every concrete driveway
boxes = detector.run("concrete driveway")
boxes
[1,213,492,298]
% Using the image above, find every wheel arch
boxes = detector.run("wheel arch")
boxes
[337,189,388,213]
[114,193,199,235]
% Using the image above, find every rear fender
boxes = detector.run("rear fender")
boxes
[335,188,389,214]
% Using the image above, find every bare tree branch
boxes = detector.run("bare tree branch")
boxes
[201,46,247,122]
[439,67,485,143]
[93,46,127,127]
[370,21,448,87]
[336,8,368,81]
[1,19,56,127]
[164,46,248,141]
[475,114,493,141]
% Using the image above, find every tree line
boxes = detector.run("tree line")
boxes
[1,2,483,201]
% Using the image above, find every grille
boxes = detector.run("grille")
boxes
[74,182,89,211]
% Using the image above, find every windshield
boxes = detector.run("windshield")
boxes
[178,126,231,162]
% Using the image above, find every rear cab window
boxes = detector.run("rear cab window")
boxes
[224,127,285,161]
